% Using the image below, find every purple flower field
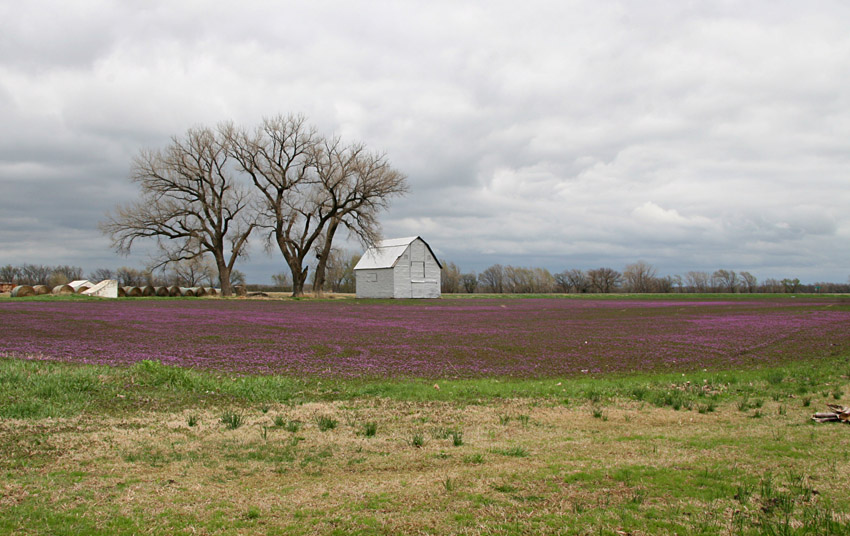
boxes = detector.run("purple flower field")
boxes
[2,298,849,378]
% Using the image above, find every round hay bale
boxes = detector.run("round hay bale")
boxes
[206,287,218,296]
[167,286,181,297]
[52,284,74,295]
[179,287,196,297]
[11,285,36,297]
[154,286,169,297]
[234,285,247,296]
[123,286,142,297]
[33,285,51,295]
[117,286,126,297]
[74,285,90,294]
[140,285,155,296]
[191,286,207,297]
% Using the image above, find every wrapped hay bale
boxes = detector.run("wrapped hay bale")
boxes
[167,286,181,297]
[123,286,142,297]
[154,286,169,296]
[33,285,51,295]
[117,286,126,297]
[11,285,36,297]
[206,287,218,296]
[52,284,74,295]
[191,286,207,297]
[179,287,196,297]
[140,285,155,296]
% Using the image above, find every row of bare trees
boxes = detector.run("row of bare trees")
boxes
[0,260,245,289]
[100,114,407,296]
[440,261,849,294]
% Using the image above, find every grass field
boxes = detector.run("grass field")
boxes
[2,295,850,535]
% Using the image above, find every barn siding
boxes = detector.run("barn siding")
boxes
[393,250,411,298]
[355,268,395,298]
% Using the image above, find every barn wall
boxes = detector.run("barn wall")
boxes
[355,268,395,298]
[421,239,442,299]
[393,249,412,299]
[408,238,441,299]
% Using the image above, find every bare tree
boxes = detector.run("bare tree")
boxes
[89,268,115,282]
[670,274,684,293]
[271,271,292,291]
[312,249,359,293]
[19,264,52,286]
[168,257,217,286]
[565,269,589,293]
[739,271,757,293]
[49,265,84,286]
[441,261,461,293]
[623,261,658,293]
[226,115,319,296]
[711,269,738,293]
[760,278,783,293]
[0,265,20,283]
[461,273,478,293]
[311,139,407,295]
[587,267,622,293]
[116,266,146,287]
[101,126,255,296]
[781,278,801,293]
[685,271,710,293]
[478,264,505,293]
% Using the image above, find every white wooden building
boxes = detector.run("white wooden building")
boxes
[354,236,442,298]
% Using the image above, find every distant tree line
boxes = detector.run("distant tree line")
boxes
[100,114,407,297]
[439,261,850,294]
[0,260,245,289]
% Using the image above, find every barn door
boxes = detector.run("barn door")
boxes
[411,282,426,298]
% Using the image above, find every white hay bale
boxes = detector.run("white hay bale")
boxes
[11,285,36,297]
[52,284,74,295]
[123,286,142,297]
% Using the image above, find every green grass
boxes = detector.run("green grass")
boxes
[2,351,850,535]
[2,354,848,420]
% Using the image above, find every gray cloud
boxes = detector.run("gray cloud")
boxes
[1,1,849,284]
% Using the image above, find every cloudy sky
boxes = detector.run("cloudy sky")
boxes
[2,1,849,284]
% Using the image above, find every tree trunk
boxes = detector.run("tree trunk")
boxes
[312,219,341,297]
[216,260,233,297]
[290,262,309,297]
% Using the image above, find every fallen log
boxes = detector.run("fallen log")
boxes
[812,404,850,423]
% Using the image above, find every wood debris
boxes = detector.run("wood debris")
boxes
[811,404,850,423]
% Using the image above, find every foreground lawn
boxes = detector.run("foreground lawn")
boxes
[2,357,850,535]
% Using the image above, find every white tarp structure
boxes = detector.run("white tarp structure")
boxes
[82,279,119,298]
[68,280,92,293]
[354,236,442,299]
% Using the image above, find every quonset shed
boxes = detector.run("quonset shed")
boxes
[354,236,442,298]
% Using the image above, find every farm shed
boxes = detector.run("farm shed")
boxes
[354,236,442,299]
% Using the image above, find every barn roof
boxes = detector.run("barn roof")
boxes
[354,236,442,270]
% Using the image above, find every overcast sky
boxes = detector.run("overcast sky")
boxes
[2,1,849,284]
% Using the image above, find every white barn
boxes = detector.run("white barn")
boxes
[354,236,442,299]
